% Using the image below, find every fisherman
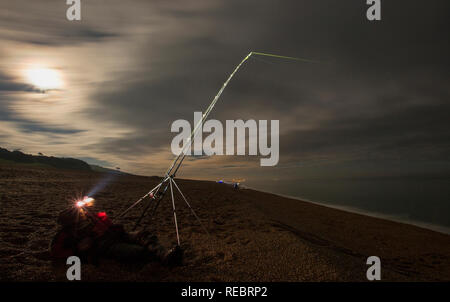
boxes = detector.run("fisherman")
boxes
[50,206,183,266]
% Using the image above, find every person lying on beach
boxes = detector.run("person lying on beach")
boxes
[49,206,183,266]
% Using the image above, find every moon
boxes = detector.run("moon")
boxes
[25,67,63,90]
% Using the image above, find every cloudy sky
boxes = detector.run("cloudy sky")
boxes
[0,0,449,192]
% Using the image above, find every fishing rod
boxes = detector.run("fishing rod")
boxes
[118,51,319,241]
[164,51,319,180]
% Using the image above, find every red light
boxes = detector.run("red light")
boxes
[97,212,107,219]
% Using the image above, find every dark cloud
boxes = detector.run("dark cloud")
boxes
[5,28,118,47]
[0,73,41,93]
[0,0,119,47]
[0,79,84,136]
[16,122,85,135]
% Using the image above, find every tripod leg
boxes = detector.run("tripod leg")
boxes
[149,195,162,218]
[134,180,170,230]
[133,200,152,230]
[118,181,163,219]
[150,180,170,218]
[169,178,181,246]
[171,178,210,237]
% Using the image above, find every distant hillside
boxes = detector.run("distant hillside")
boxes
[0,147,91,171]
[90,164,129,175]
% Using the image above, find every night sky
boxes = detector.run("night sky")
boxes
[0,0,449,191]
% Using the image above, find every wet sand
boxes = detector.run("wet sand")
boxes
[0,165,449,281]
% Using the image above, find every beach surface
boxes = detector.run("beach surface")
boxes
[0,165,449,281]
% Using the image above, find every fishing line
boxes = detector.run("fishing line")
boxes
[250,55,277,65]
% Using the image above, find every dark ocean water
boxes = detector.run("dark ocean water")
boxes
[247,177,450,234]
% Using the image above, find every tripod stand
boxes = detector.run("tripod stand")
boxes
[118,174,209,246]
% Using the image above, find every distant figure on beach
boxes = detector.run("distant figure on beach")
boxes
[49,207,183,266]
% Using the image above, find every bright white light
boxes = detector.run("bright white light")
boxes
[76,197,94,208]
[25,67,63,90]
